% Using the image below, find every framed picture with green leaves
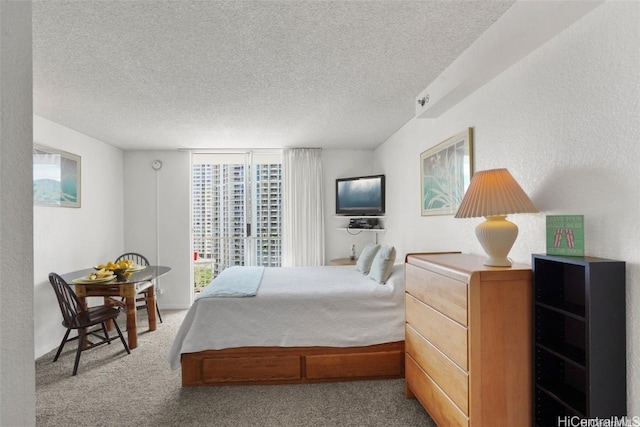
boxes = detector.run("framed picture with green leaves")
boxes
[420,128,473,216]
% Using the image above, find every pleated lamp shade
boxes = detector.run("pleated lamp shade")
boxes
[455,168,537,266]
[455,168,538,218]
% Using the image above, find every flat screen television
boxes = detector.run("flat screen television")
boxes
[335,174,385,216]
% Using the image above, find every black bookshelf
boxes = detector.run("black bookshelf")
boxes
[532,254,626,426]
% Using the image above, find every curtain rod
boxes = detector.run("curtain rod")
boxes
[178,148,283,154]
[179,147,322,153]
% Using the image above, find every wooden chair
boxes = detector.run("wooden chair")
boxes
[116,252,163,323]
[49,273,130,376]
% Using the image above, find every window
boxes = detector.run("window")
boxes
[192,152,282,281]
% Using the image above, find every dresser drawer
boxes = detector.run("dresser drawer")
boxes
[406,294,468,370]
[405,263,468,326]
[306,348,404,380]
[201,355,300,383]
[406,354,469,427]
[406,325,469,414]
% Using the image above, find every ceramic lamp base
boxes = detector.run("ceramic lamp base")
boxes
[475,215,518,267]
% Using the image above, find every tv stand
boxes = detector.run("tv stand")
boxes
[334,216,386,243]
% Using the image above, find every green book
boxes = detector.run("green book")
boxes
[546,215,585,256]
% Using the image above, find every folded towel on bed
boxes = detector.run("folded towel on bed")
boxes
[196,266,265,299]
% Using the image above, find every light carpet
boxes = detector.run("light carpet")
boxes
[36,309,435,426]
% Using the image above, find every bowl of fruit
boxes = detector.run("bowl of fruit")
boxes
[95,260,134,281]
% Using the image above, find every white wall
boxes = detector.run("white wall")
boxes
[123,150,192,310]
[33,116,125,358]
[33,138,191,353]
[375,1,640,414]
[0,2,34,424]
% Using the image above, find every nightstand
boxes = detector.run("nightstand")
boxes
[329,258,357,266]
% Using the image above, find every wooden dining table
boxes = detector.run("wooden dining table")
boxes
[61,265,171,349]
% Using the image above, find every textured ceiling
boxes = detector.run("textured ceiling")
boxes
[33,1,515,151]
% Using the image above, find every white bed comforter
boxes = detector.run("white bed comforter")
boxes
[167,264,405,369]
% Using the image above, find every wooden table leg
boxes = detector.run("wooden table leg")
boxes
[147,284,157,332]
[125,295,138,349]
[103,296,115,331]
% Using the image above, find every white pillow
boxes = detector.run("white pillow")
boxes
[368,246,397,284]
[356,243,380,274]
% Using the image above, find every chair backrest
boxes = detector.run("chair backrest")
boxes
[49,273,88,327]
[115,252,150,267]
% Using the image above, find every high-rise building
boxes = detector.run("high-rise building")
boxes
[192,161,282,278]
[255,163,282,267]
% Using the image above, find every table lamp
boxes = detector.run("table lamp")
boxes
[455,168,538,267]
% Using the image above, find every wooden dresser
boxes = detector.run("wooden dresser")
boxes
[404,253,532,427]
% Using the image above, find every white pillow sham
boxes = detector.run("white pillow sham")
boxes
[368,246,396,284]
[356,243,380,274]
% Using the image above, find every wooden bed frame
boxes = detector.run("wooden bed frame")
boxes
[181,341,405,386]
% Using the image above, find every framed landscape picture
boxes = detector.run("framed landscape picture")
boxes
[420,128,473,216]
[33,144,81,208]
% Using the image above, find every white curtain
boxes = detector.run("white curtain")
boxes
[282,148,324,266]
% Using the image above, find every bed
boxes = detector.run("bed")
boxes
[167,263,405,386]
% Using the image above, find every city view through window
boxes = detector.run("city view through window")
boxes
[192,153,282,290]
